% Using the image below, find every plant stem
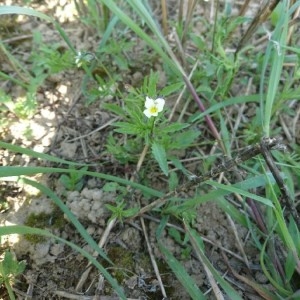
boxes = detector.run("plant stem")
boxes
[4,279,16,300]
[182,75,225,152]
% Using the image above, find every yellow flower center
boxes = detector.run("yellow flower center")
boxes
[150,106,158,114]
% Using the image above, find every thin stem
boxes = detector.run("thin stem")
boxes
[182,75,225,151]
[4,280,16,300]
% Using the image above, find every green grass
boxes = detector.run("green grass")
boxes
[1,0,300,299]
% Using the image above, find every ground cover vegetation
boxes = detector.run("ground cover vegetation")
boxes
[1,0,300,299]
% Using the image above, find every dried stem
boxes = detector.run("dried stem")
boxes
[130,137,284,219]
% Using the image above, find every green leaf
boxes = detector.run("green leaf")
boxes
[0,225,126,299]
[169,156,191,178]
[113,122,141,134]
[0,141,84,166]
[158,241,205,300]
[186,224,244,300]
[152,142,168,176]
[206,179,274,207]
[123,207,139,218]
[0,165,163,198]
[161,123,190,133]
[168,171,179,191]
[172,129,200,149]
[102,182,120,193]
[160,82,184,96]
[59,174,72,190]
[168,173,278,226]
[102,103,125,117]
[168,227,182,244]
[98,0,181,75]
[284,250,296,282]
[261,0,289,136]
[1,251,25,279]
[147,70,159,96]
[0,5,53,21]
[0,6,75,53]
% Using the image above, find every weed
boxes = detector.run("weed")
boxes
[59,167,87,191]
[0,251,26,300]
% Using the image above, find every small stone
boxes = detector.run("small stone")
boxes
[92,190,102,201]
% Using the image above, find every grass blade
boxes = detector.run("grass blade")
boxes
[260,0,289,136]
[158,241,205,299]
[0,141,84,166]
[0,6,76,53]
[0,225,126,299]
[0,166,163,197]
[185,222,243,300]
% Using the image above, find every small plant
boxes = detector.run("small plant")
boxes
[103,182,139,223]
[59,167,87,191]
[0,251,26,300]
[104,71,198,176]
[30,31,74,76]
[75,51,96,68]
[168,227,192,260]
[106,201,138,224]
[0,90,37,120]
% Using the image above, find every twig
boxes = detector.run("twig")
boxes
[75,218,116,292]
[237,0,252,17]
[75,143,150,292]
[161,0,168,36]
[67,117,119,142]
[182,75,225,151]
[221,252,274,299]
[140,214,245,263]
[259,139,300,227]
[235,0,281,56]
[135,144,168,297]
[168,56,198,121]
[183,220,225,300]
[54,290,122,299]
[140,217,167,298]
[226,213,250,269]
[130,137,284,219]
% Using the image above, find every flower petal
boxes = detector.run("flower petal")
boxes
[145,96,154,108]
[143,96,165,118]
[154,98,165,112]
[143,108,153,118]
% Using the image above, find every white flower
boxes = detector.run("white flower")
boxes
[143,96,165,118]
[75,51,83,67]
[75,51,95,67]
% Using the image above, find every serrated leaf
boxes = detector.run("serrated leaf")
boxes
[123,207,139,218]
[148,71,158,95]
[161,123,190,133]
[2,251,14,277]
[168,171,179,191]
[172,129,200,149]
[169,156,191,178]
[102,182,120,192]
[160,82,184,96]
[113,122,140,134]
[168,227,182,244]
[102,103,125,117]
[1,251,25,278]
[152,143,168,176]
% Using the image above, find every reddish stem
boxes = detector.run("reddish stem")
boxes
[182,75,225,152]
